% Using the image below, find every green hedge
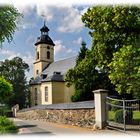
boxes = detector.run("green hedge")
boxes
[115,109,133,124]
[110,100,121,111]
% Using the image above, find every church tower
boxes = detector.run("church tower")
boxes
[33,23,55,78]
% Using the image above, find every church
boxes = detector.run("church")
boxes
[29,23,76,106]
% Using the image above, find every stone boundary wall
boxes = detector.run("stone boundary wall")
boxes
[17,101,95,128]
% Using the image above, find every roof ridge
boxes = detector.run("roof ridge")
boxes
[54,56,76,63]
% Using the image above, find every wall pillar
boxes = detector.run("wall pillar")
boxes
[12,104,19,117]
[93,89,108,129]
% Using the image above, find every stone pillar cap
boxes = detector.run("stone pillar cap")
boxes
[93,89,108,93]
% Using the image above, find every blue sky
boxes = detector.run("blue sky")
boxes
[0,4,93,80]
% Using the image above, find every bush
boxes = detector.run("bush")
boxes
[125,110,133,124]
[115,109,133,124]
[110,100,121,111]
[0,106,13,117]
[115,109,123,123]
[0,116,18,134]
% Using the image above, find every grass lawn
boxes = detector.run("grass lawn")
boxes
[133,111,140,121]
[108,110,140,121]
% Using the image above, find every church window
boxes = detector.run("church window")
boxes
[47,46,50,49]
[47,51,50,59]
[42,74,47,79]
[42,31,48,35]
[34,88,38,105]
[36,70,39,75]
[45,86,48,102]
[36,52,39,60]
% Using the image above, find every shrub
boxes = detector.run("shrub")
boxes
[125,110,133,124]
[115,109,123,123]
[115,109,133,124]
[0,116,18,134]
[0,106,13,117]
[110,100,122,111]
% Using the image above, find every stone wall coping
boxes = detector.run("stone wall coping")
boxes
[93,89,108,94]
[18,100,95,112]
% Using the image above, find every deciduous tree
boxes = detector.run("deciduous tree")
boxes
[0,5,21,45]
[108,45,140,99]
[0,76,13,104]
[82,5,140,66]
[82,5,140,98]
[0,57,29,108]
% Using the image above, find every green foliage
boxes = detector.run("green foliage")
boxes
[110,100,121,111]
[108,111,115,121]
[0,57,29,109]
[65,49,98,101]
[82,5,140,66]
[76,41,88,66]
[110,110,139,122]
[0,76,13,104]
[82,5,140,97]
[0,116,18,134]
[115,109,123,123]
[125,110,133,124]
[108,45,140,98]
[65,41,116,101]
[0,106,12,117]
[115,109,133,124]
[65,50,113,101]
[0,5,22,44]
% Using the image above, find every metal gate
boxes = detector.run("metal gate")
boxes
[106,97,140,132]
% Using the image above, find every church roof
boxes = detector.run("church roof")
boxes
[40,24,49,32]
[30,56,76,84]
[35,35,55,46]
[35,23,55,46]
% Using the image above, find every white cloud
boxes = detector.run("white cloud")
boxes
[0,49,34,79]
[0,49,34,67]
[14,5,38,30]
[36,5,84,33]
[0,49,21,59]
[57,7,84,33]
[73,37,83,45]
[80,6,89,15]
[26,35,36,46]
[15,5,35,15]
[22,52,34,66]
[36,5,54,22]
[54,40,74,60]
[15,4,86,32]
[54,40,72,54]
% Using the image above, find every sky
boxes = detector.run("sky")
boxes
[0,0,139,80]
[0,2,94,80]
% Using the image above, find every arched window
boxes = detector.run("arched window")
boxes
[47,51,50,59]
[36,70,39,75]
[36,52,39,60]
[45,86,48,102]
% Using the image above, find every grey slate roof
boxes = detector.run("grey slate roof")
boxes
[35,24,55,46]
[30,56,76,84]
[19,100,95,112]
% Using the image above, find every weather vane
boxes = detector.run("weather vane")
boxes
[41,13,46,26]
